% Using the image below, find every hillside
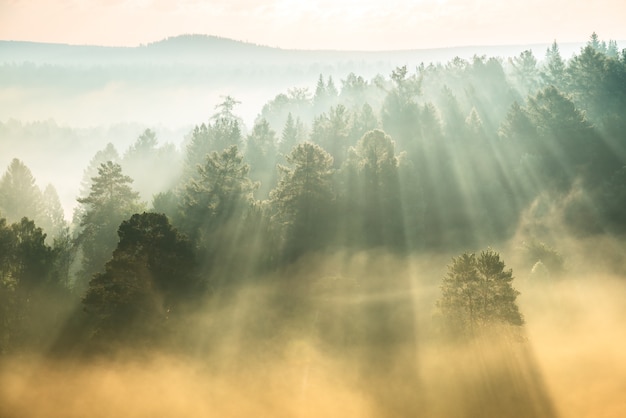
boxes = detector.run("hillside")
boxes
[0,34,587,67]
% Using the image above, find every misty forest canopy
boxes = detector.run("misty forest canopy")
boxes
[1,32,626,359]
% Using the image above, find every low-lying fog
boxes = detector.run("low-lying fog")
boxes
[2,238,625,418]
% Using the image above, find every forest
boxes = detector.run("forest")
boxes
[1,33,626,417]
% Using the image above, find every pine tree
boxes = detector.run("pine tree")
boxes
[83,212,196,342]
[245,118,278,198]
[279,112,304,159]
[437,249,523,337]
[40,184,67,241]
[347,130,405,248]
[76,162,143,289]
[180,145,256,244]
[541,41,566,88]
[270,142,335,260]
[0,159,43,225]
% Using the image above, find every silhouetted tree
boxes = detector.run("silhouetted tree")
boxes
[83,212,197,343]
[0,217,61,351]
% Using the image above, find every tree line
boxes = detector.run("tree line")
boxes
[0,33,624,354]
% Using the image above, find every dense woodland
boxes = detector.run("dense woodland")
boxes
[1,33,626,415]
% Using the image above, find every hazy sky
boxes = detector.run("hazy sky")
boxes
[1,0,625,50]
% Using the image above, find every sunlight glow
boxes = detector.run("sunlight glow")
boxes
[1,0,625,49]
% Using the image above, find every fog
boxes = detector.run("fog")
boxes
[1,33,626,417]
[2,240,626,417]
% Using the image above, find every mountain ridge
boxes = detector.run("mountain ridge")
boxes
[0,34,595,66]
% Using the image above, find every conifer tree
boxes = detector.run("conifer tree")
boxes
[438,249,523,337]
[76,162,143,289]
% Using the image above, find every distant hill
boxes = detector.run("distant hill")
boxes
[0,34,589,67]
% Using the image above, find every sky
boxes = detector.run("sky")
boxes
[1,0,626,50]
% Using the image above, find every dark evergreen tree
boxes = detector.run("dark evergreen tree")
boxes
[0,217,62,352]
[83,212,197,343]
[525,86,601,188]
[347,130,406,249]
[270,142,335,260]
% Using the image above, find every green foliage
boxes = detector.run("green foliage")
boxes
[0,217,67,352]
[0,158,43,225]
[9,218,54,289]
[73,143,120,228]
[438,85,466,141]
[344,130,406,249]
[260,88,312,133]
[505,86,599,190]
[245,118,278,197]
[184,98,244,183]
[270,142,335,260]
[124,128,158,160]
[541,41,566,88]
[6,37,626,354]
[381,66,421,148]
[180,145,256,244]
[309,104,352,168]
[279,112,306,159]
[350,103,380,142]
[509,49,539,93]
[598,166,626,232]
[83,212,197,342]
[438,249,523,337]
[76,161,144,289]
